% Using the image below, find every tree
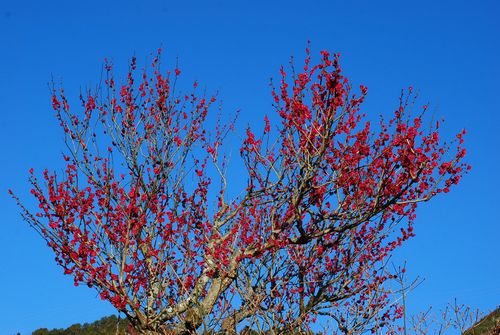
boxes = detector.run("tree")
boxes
[11,48,469,335]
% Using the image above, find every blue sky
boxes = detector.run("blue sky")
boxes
[0,0,498,333]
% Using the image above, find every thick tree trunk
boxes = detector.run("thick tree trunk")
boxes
[134,329,178,335]
[133,325,197,335]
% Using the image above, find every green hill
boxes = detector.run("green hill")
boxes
[31,315,129,335]
[28,307,500,335]
[464,307,500,335]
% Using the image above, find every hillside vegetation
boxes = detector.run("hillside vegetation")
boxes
[464,307,500,335]
[32,315,129,335]
[29,307,500,335]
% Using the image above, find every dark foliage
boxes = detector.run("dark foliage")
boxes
[465,307,500,335]
[31,315,129,335]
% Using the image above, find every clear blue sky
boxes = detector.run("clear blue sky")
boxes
[1,0,498,333]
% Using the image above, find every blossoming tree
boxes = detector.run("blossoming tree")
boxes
[11,49,469,335]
